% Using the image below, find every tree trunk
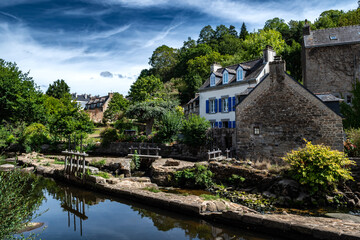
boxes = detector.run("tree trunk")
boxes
[145,118,154,136]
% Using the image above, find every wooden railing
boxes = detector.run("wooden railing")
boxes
[62,150,88,177]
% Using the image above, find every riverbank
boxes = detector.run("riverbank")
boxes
[10,154,360,240]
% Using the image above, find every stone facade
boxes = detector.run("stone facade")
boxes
[236,59,344,162]
[302,25,360,103]
[85,93,113,123]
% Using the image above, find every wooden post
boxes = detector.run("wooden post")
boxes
[69,152,73,173]
[82,155,85,178]
[147,146,150,155]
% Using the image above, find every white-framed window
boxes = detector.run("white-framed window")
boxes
[223,70,228,84]
[222,97,229,112]
[210,74,216,87]
[210,99,216,113]
[210,121,216,128]
[237,67,243,81]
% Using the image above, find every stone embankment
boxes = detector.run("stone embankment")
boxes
[7,153,360,240]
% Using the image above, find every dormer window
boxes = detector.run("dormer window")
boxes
[210,74,216,87]
[237,67,244,81]
[223,70,228,84]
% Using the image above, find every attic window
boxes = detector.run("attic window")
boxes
[237,67,244,81]
[329,35,337,40]
[223,70,229,84]
[210,74,216,87]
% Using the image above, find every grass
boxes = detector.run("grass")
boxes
[43,162,50,166]
[200,194,227,201]
[53,160,64,165]
[93,171,110,179]
[144,187,161,193]
[92,159,106,168]
[88,127,106,139]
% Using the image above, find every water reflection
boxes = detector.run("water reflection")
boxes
[30,176,282,240]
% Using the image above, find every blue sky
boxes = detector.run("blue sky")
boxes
[0,0,357,96]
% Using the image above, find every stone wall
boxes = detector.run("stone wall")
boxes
[303,43,360,99]
[236,60,344,163]
[93,142,208,161]
[208,128,236,155]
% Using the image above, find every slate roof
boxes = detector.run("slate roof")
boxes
[304,25,360,48]
[199,58,264,90]
[85,95,110,110]
[315,93,342,102]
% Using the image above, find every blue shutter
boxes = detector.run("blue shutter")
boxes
[228,121,232,128]
[219,99,222,112]
[232,121,236,128]
[228,97,232,111]
[214,99,218,113]
[215,122,218,128]
[206,100,209,113]
[219,122,223,128]
[232,97,236,111]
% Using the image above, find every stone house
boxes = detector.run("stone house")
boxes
[197,46,276,129]
[302,24,360,104]
[184,93,199,117]
[84,93,113,123]
[236,58,344,162]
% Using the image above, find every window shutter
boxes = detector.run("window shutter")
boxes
[219,122,223,128]
[232,121,236,128]
[215,122,218,128]
[232,97,236,111]
[206,100,209,113]
[215,99,218,113]
[219,99,222,112]
[228,97,232,111]
[228,121,232,128]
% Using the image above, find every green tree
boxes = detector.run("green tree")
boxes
[149,45,178,82]
[341,80,360,129]
[46,79,70,99]
[181,114,210,146]
[128,75,164,102]
[126,99,177,135]
[103,92,129,123]
[0,170,44,239]
[156,110,184,143]
[22,122,50,152]
[0,59,44,123]
[197,25,215,44]
[239,22,249,40]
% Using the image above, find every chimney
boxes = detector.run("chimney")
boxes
[263,45,276,63]
[108,92,113,99]
[210,63,222,73]
[269,56,286,79]
[303,20,311,36]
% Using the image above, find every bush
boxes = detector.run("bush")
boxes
[181,114,210,146]
[345,128,360,157]
[283,140,355,194]
[114,118,136,133]
[22,123,50,152]
[174,164,214,189]
[100,128,118,146]
[130,150,140,171]
[156,110,183,143]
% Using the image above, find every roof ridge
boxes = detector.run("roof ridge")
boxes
[311,24,360,32]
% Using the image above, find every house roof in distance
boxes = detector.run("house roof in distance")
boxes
[304,25,360,48]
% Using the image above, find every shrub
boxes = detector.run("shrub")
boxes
[114,118,136,133]
[130,150,140,171]
[283,140,355,194]
[100,128,118,146]
[92,159,106,168]
[22,123,50,152]
[345,128,360,157]
[156,110,183,143]
[174,164,214,189]
[181,114,210,146]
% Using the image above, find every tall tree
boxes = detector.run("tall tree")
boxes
[0,59,44,123]
[341,80,360,129]
[127,75,164,102]
[239,22,249,40]
[46,79,70,99]
[197,25,215,44]
[103,92,129,123]
[229,25,238,37]
[148,45,178,82]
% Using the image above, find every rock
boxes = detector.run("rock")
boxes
[164,160,180,166]
[205,202,217,212]
[5,157,16,162]
[20,167,35,173]
[348,199,356,207]
[268,179,301,199]
[215,200,227,212]
[0,164,15,171]
[87,175,106,184]
[262,191,276,198]
[325,213,360,223]
[106,178,119,184]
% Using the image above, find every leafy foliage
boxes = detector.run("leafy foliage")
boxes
[174,164,214,189]
[156,110,184,143]
[0,170,44,239]
[46,79,70,99]
[100,128,118,146]
[341,80,360,129]
[181,114,210,146]
[127,75,164,102]
[131,150,140,171]
[22,123,50,152]
[103,92,129,123]
[344,128,360,157]
[283,140,355,194]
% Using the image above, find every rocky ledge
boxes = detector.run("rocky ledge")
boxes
[10,153,360,240]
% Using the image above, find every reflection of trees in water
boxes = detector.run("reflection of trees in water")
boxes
[132,207,238,240]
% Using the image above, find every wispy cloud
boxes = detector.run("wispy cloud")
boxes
[0,0,48,7]
[0,11,21,22]
[143,22,183,48]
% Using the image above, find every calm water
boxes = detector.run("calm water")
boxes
[22,176,285,240]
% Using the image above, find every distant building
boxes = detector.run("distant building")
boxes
[197,46,276,128]
[184,93,199,116]
[84,93,113,123]
[236,57,343,162]
[302,24,360,104]
[71,93,92,109]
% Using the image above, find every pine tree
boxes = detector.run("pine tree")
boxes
[239,22,249,40]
